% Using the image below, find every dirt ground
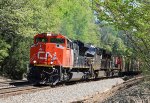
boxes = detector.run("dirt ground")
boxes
[0,76,11,82]
[81,77,150,103]
[102,78,150,103]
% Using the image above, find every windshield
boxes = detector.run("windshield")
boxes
[35,37,48,43]
[50,38,65,44]
[88,47,95,52]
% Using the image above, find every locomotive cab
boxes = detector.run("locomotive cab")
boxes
[30,33,74,68]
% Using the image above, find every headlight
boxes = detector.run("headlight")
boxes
[50,61,53,64]
[33,60,37,64]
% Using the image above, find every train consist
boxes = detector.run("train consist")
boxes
[27,33,140,85]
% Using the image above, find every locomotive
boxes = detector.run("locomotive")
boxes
[27,32,140,85]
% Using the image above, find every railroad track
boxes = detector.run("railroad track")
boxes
[0,80,30,89]
[0,77,111,98]
[0,82,15,89]
[0,80,36,98]
[0,75,143,99]
[0,85,53,98]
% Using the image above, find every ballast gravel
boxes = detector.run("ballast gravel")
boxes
[0,78,124,103]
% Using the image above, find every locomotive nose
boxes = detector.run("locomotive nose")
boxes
[36,43,58,65]
[36,43,50,64]
[38,43,46,51]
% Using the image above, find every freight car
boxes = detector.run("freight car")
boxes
[27,33,140,85]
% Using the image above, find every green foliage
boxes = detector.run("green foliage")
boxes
[94,0,150,73]
[0,0,100,79]
[0,38,10,62]
[59,0,100,45]
[2,37,32,79]
[99,25,127,55]
[112,38,127,55]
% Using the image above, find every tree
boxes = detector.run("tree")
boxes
[0,0,100,79]
[94,0,150,73]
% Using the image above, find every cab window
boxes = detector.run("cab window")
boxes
[67,40,70,48]
[35,37,48,43]
[67,40,73,49]
[50,38,65,44]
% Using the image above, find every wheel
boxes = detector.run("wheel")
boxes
[94,71,99,79]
